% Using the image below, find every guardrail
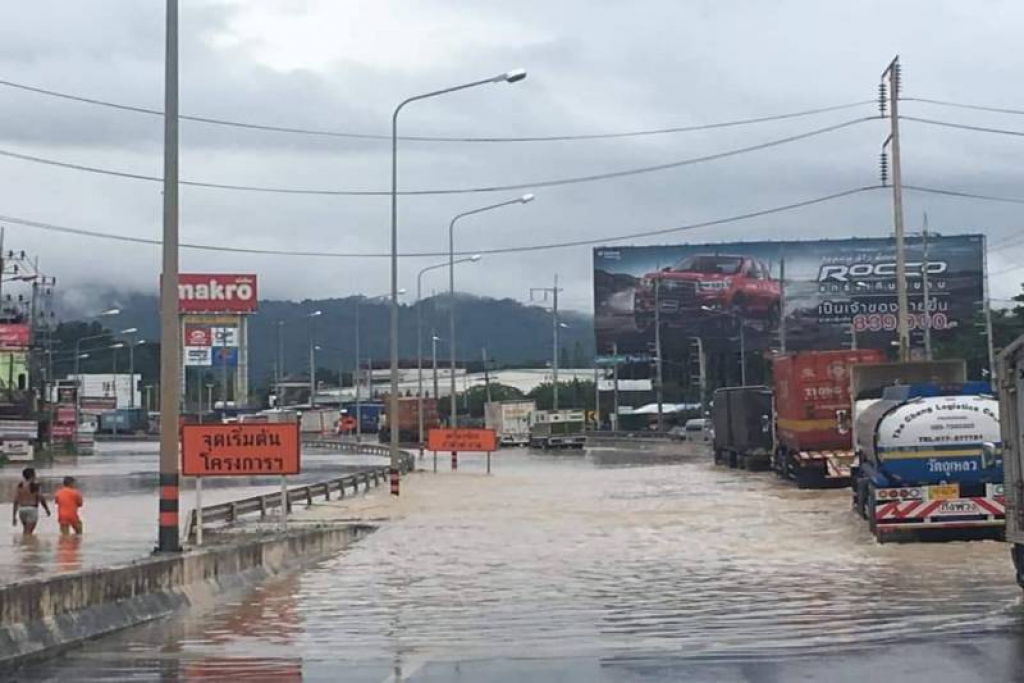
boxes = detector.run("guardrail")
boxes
[183,440,413,543]
[589,431,678,441]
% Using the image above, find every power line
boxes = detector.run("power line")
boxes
[0,185,880,259]
[0,77,876,143]
[903,184,1024,205]
[902,115,1024,138]
[0,117,877,196]
[905,96,1024,117]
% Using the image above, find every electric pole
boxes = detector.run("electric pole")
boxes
[881,55,910,361]
[922,215,932,360]
[530,275,563,409]
[654,278,664,431]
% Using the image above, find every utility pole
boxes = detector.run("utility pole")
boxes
[693,337,707,415]
[612,341,620,431]
[881,55,910,361]
[654,278,664,431]
[530,275,563,409]
[482,347,492,404]
[921,217,932,360]
[778,256,787,353]
[157,0,181,553]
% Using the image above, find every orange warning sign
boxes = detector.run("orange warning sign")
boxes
[427,428,498,452]
[181,423,301,476]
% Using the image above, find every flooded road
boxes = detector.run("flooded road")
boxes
[15,446,1024,682]
[0,441,388,581]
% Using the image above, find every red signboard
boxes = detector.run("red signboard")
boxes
[178,274,258,314]
[181,423,300,476]
[427,428,498,452]
[184,324,212,347]
[0,324,30,349]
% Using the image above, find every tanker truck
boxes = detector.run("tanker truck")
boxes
[851,374,1003,543]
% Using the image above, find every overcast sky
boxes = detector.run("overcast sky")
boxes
[1,0,1023,313]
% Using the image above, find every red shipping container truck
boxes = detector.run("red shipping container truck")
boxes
[771,349,884,488]
[380,397,440,444]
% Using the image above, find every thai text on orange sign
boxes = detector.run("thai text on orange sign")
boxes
[181,423,301,476]
[427,428,498,452]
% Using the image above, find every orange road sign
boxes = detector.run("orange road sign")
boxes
[181,423,301,476]
[427,428,498,452]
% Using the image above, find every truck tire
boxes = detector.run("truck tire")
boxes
[1012,544,1024,589]
[713,448,722,465]
[866,486,882,542]
[728,451,738,469]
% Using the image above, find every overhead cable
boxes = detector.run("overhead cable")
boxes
[0,185,881,259]
[902,116,1024,138]
[0,117,877,196]
[0,77,875,142]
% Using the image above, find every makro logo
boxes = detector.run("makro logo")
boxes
[179,279,254,302]
[818,261,948,282]
[177,274,259,312]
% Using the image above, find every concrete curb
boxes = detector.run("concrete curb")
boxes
[0,523,374,669]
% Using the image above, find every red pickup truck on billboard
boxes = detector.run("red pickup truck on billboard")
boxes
[633,254,780,329]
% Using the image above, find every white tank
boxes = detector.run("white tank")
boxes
[875,395,1000,455]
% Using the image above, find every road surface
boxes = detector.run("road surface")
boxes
[15,444,1024,682]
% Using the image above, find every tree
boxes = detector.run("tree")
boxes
[528,380,596,410]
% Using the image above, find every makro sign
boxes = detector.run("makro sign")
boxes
[178,274,258,313]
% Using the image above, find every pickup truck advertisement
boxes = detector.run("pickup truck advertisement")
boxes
[593,234,985,355]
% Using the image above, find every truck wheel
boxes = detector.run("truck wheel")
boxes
[866,487,883,542]
[728,451,738,469]
[713,448,722,465]
[855,480,869,519]
[1012,545,1024,589]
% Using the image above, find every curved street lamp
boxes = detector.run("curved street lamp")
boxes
[389,70,527,493]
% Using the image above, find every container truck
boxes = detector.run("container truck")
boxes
[300,408,340,435]
[998,336,1024,585]
[485,400,535,447]
[379,397,439,444]
[711,386,773,469]
[851,381,1002,543]
[771,349,884,488]
[529,409,586,450]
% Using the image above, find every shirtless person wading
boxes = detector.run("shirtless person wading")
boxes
[12,467,51,534]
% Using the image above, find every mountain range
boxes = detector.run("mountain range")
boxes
[60,292,595,386]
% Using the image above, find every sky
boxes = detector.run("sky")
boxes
[1,0,1023,314]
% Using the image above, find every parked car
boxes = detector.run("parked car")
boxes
[682,417,711,441]
[633,254,781,329]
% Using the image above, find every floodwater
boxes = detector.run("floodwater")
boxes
[0,441,388,581]
[14,446,1024,682]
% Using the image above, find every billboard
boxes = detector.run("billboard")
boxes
[178,274,258,314]
[0,324,30,349]
[593,235,986,356]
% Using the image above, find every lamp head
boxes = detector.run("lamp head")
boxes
[501,68,527,83]
[520,193,535,204]
[470,254,482,262]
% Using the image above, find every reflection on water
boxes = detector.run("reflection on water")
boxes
[17,449,1024,680]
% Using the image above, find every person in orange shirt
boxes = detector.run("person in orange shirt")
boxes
[54,476,83,535]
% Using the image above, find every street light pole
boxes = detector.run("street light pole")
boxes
[157,0,181,553]
[448,196,534,429]
[418,257,479,453]
[307,310,321,408]
[391,69,526,495]
[275,320,284,405]
[431,334,440,404]
[654,278,664,431]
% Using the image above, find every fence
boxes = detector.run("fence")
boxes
[183,439,413,542]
